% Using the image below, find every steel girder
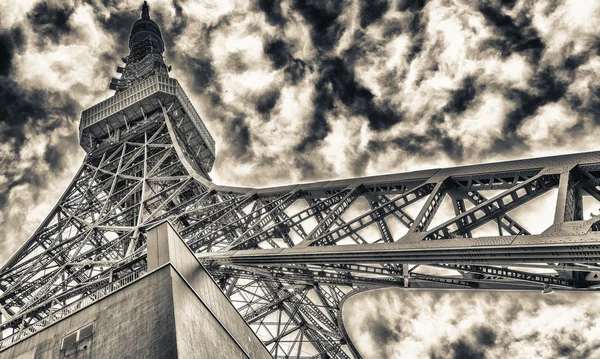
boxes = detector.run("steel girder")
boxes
[2,99,600,358]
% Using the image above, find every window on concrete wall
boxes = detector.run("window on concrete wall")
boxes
[61,332,77,350]
[60,323,94,351]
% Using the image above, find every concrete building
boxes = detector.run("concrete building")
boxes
[1,222,271,359]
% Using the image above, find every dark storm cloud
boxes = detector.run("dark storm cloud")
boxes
[342,29,380,66]
[558,39,600,127]
[254,0,286,27]
[397,0,428,12]
[0,79,78,149]
[444,76,480,115]
[477,2,545,64]
[264,39,291,69]
[297,57,403,152]
[346,290,600,358]
[349,152,370,176]
[364,320,401,358]
[0,26,79,208]
[0,28,23,77]
[153,0,189,57]
[263,39,310,84]
[284,58,310,84]
[151,6,267,169]
[255,88,280,119]
[369,125,464,161]
[0,79,79,207]
[291,0,344,51]
[447,338,485,359]
[169,0,189,37]
[75,3,150,91]
[96,9,139,55]
[506,67,568,131]
[491,66,568,152]
[359,0,389,29]
[166,13,230,99]
[295,103,330,153]
[184,56,217,95]
[0,29,40,147]
[546,329,600,359]
[398,0,428,63]
[297,59,354,152]
[471,5,600,155]
[1,168,45,210]
[363,3,594,162]
[473,325,497,348]
[44,0,596,186]
[568,83,600,127]
[224,52,249,73]
[381,18,404,37]
[27,1,75,45]
[227,117,253,160]
[348,291,408,358]
[292,156,332,179]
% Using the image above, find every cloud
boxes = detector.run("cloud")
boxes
[27,1,75,45]
[0,27,22,76]
[255,87,280,118]
[477,1,544,63]
[254,0,285,27]
[291,0,345,51]
[443,75,480,115]
[474,325,497,348]
[358,0,389,29]
[3,0,600,254]
[0,24,79,208]
[226,116,254,160]
[344,289,600,359]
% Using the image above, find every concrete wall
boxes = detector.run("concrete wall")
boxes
[1,221,272,359]
[146,222,272,359]
[0,266,178,359]
[171,272,247,359]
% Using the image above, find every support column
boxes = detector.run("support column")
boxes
[146,221,272,359]
[554,169,583,224]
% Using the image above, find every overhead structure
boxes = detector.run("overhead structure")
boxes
[1,2,600,358]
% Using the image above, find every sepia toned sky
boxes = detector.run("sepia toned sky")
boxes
[1,0,600,358]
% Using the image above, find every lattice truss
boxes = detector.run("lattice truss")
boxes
[3,99,600,358]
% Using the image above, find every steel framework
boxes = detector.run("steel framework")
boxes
[2,3,600,358]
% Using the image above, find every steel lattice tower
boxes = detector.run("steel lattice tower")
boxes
[2,3,600,358]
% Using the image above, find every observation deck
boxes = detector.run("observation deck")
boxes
[79,74,216,173]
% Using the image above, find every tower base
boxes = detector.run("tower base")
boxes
[0,222,271,359]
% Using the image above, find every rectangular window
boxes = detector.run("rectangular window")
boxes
[79,323,93,340]
[60,322,94,350]
[61,332,77,350]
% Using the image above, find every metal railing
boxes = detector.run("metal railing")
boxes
[80,75,177,129]
[79,74,215,157]
[0,268,146,350]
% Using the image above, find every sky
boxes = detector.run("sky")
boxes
[1,0,600,358]
[343,288,600,358]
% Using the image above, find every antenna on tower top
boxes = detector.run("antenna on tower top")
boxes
[141,1,150,19]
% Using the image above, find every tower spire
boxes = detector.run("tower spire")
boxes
[141,1,150,20]
[109,0,168,91]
